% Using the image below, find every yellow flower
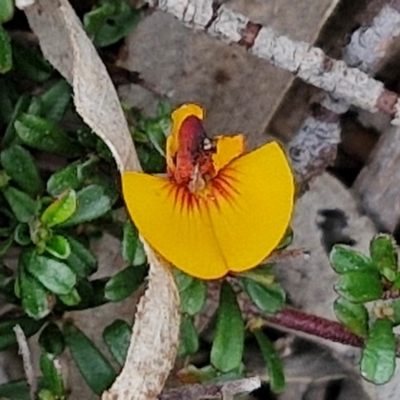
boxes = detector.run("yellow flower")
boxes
[122,104,294,280]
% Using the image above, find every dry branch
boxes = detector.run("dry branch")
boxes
[23,1,180,399]
[289,0,400,183]
[147,0,400,121]
[160,377,261,400]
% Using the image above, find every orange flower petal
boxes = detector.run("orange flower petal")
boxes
[212,134,245,172]
[166,103,204,170]
[122,141,294,280]
[122,173,227,279]
[207,141,294,273]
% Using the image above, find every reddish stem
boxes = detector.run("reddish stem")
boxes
[264,307,365,347]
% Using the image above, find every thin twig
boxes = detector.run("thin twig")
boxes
[146,0,400,123]
[160,377,261,400]
[13,325,36,400]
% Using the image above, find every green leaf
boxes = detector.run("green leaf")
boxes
[333,297,368,337]
[3,186,38,223]
[63,322,116,395]
[174,269,194,292]
[45,235,71,259]
[211,282,244,372]
[65,235,97,277]
[0,380,30,400]
[361,319,396,384]
[39,323,65,357]
[122,219,139,264]
[2,94,31,148]
[276,226,293,250]
[104,265,146,302]
[39,80,71,122]
[19,259,52,319]
[60,185,111,227]
[84,2,116,38]
[15,114,81,157]
[178,315,199,357]
[330,245,375,274]
[1,144,43,196]
[253,330,285,393]
[58,288,81,306]
[370,234,398,282]
[40,353,65,396]
[145,120,166,156]
[24,250,76,295]
[88,3,141,48]
[334,271,383,303]
[14,223,31,246]
[0,0,14,23]
[179,277,206,316]
[12,41,52,82]
[102,319,131,366]
[242,279,286,315]
[41,190,77,227]
[0,317,44,351]
[240,264,275,286]
[0,26,12,74]
[46,160,94,197]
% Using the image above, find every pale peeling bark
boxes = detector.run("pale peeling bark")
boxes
[289,1,400,183]
[343,3,400,73]
[24,1,180,399]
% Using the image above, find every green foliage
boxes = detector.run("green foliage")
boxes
[333,297,368,337]
[84,0,141,48]
[253,330,285,393]
[361,319,396,384]
[0,26,12,74]
[103,319,131,365]
[63,322,116,395]
[329,237,400,384]
[211,282,244,372]
[3,3,400,397]
[0,11,169,395]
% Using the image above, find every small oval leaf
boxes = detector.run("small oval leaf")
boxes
[3,186,38,223]
[63,322,116,395]
[333,297,368,337]
[60,185,111,227]
[178,315,199,357]
[38,79,71,123]
[334,271,383,303]
[102,319,131,366]
[0,0,14,24]
[19,258,52,320]
[24,250,76,295]
[330,245,375,274]
[15,114,81,157]
[104,265,146,302]
[41,190,77,227]
[39,353,65,397]
[253,330,285,393]
[39,323,65,357]
[370,234,398,282]
[64,235,97,277]
[242,279,285,315]
[179,277,206,316]
[1,144,43,196]
[210,282,244,372]
[45,235,71,259]
[361,319,396,385]
[0,26,12,74]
